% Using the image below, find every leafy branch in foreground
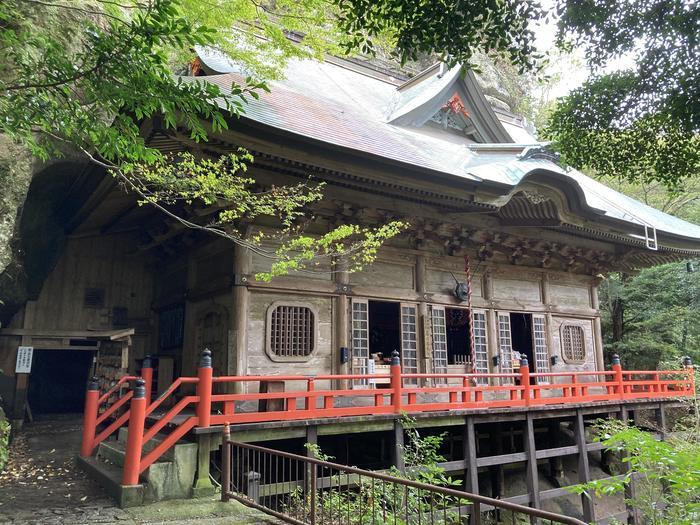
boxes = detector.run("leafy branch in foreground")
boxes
[1,0,406,279]
[569,415,700,525]
[119,152,408,280]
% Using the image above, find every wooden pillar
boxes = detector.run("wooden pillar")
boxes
[12,301,36,431]
[192,433,216,496]
[231,244,251,394]
[574,410,595,523]
[524,413,541,519]
[464,416,480,525]
[306,425,318,456]
[620,407,640,525]
[489,423,504,501]
[415,254,429,376]
[590,280,605,371]
[392,419,405,473]
[334,257,350,386]
[655,403,667,439]
[548,420,564,482]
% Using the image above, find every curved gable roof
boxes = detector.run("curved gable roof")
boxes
[191,48,700,252]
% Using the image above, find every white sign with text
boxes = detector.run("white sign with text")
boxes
[15,346,34,374]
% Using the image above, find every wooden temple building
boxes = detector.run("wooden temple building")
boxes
[1,49,699,522]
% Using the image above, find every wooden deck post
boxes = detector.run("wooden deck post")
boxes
[391,350,402,414]
[122,379,146,486]
[306,425,318,456]
[655,403,667,439]
[196,349,213,428]
[221,424,231,502]
[141,354,153,405]
[620,406,640,525]
[392,418,405,473]
[612,354,624,398]
[574,409,595,523]
[80,377,100,457]
[464,416,480,525]
[524,413,540,522]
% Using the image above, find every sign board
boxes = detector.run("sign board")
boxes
[15,346,34,374]
[367,358,375,385]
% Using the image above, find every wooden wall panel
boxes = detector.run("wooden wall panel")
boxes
[245,291,333,391]
[425,269,483,297]
[24,233,153,366]
[349,261,415,289]
[493,277,542,303]
[549,283,591,308]
[549,316,597,373]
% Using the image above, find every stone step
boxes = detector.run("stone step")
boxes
[89,432,198,505]
[76,455,144,508]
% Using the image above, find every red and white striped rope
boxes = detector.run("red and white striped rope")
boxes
[464,255,476,367]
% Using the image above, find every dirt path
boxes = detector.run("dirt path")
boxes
[0,415,277,524]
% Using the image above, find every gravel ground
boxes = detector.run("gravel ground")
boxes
[0,415,276,524]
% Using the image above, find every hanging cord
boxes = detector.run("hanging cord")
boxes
[464,255,477,369]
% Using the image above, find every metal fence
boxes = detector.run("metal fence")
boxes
[221,427,586,525]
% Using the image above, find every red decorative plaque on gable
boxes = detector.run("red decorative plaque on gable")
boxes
[444,93,469,117]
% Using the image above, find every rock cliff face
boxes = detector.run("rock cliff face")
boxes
[0,140,94,326]
[0,137,35,326]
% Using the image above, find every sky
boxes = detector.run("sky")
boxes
[532,3,636,101]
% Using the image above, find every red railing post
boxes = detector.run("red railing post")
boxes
[612,354,624,399]
[683,356,695,394]
[520,357,531,406]
[122,378,147,485]
[306,378,316,412]
[141,355,153,406]
[80,377,100,457]
[390,350,402,414]
[197,349,213,428]
[462,377,471,404]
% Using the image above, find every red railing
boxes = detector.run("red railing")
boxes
[81,350,695,486]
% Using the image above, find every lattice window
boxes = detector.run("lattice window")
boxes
[532,315,550,384]
[401,304,419,379]
[430,306,448,378]
[562,325,586,363]
[351,300,369,384]
[497,313,514,385]
[472,311,489,385]
[266,303,316,361]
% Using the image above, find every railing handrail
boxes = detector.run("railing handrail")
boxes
[82,351,695,488]
[224,438,588,525]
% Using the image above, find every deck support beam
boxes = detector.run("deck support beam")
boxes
[620,407,640,525]
[524,413,540,522]
[392,419,405,473]
[464,416,480,525]
[574,409,595,523]
[306,425,318,456]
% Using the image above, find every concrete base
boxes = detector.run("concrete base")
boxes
[81,430,199,507]
[76,455,145,508]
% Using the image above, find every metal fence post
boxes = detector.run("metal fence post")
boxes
[122,378,147,485]
[197,349,213,428]
[246,471,261,503]
[80,377,100,457]
[309,462,317,525]
[221,423,231,502]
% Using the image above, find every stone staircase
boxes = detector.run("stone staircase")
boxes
[77,427,197,507]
